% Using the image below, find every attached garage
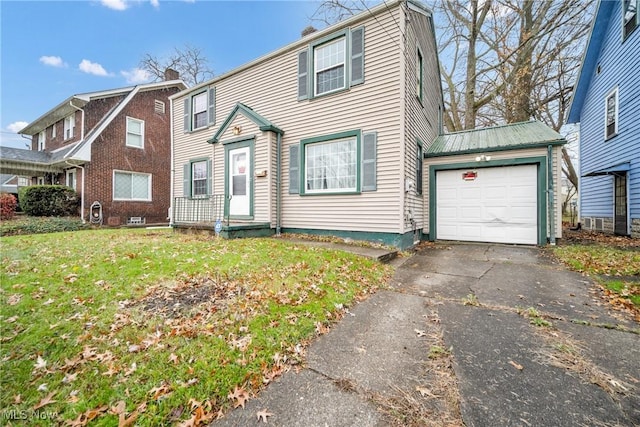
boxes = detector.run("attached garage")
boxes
[424,121,566,245]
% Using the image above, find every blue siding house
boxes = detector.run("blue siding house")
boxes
[567,0,639,237]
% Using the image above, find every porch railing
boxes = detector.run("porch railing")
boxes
[173,195,225,224]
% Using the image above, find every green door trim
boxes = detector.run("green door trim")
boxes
[428,156,548,245]
[224,138,255,220]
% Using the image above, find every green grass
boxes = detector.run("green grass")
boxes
[553,244,640,310]
[1,229,391,425]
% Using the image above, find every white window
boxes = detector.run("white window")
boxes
[37,177,45,185]
[192,92,208,130]
[126,117,144,148]
[191,160,208,197]
[314,37,346,96]
[38,131,45,151]
[113,171,151,201]
[305,137,357,193]
[623,0,638,39]
[18,177,30,186]
[183,87,215,132]
[605,88,618,139]
[64,114,75,139]
[51,124,56,139]
[66,169,76,189]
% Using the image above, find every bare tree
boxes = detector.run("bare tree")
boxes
[139,44,214,87]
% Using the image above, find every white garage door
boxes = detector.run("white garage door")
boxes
[436,165,538,244]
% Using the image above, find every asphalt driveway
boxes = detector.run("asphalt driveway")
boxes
[214,242,640,426]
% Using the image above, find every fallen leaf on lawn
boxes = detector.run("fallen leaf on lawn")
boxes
[33,392,56,410]
[256,408,274,423]
[64,273,79,283]
[63,372,78,383]
[169,353,180,364]
[43,298,55,305]
[124,362,137,376]
[7,294,22,305]
[149,383,172,400]
[34,355,47,371]
[68,405,109,426]
[13,394,21,404]
[38,383,48,392]
[110,401,126,415]
[6,316,18,323]
[414,329,427,337]
[509,360,524,371]
[128,344,141,353]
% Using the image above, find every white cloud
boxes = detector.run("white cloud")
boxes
[101,0,128,11]
[79,59,111,76]
[121,68,152,84]
[150,0,159,7]
[39,55,66,68]
[7,121,29,133]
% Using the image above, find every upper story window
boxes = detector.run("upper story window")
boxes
[38,131,45,151]
[623,0,638,39]
[113,170,151,201]
[314,37,346,96]
[51,123,56,139]
[605,87,618,140]
[126,117,144,148]
[183,87,215,132]
[297,26,364,100]
[64,114,75,140]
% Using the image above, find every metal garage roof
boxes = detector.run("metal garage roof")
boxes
[426,120,565,158]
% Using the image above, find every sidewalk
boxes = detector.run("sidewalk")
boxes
[213,243,640,426]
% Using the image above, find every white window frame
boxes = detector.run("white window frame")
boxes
[126,116,144,148]
[64,114,75,140]
[304,136,358,194]
[38,131,45,151]
[154,99,165,114]
[51,123,56,139]
[37,177,45,185]
[313,36,347,96]
[66,169,76,189]
[604,87,618,140]
[622,0,638,39]
[113,170,152,201]
[191,160,208,198]
[192,92,208,130]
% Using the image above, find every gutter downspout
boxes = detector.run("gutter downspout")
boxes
[169,98,175,227]
[276,132,282,236]
[69,101,85,140]
[66,161,85,224]
[548,145,556,245]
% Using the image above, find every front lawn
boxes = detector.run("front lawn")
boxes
[553,232,640,320]
[1,229,390,425]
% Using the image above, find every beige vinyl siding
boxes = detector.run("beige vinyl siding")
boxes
[172,5,407,234]
[403,7,442,233]
[423,146,563,239]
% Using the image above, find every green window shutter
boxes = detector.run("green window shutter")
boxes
[207,159,213,195]
[289,145,300,194]
[207,87,216,126]
[298,50,309,100]
[362,132,377,192]
[183,163,191,197]
[350,26,365,86]
[183,98,190,132]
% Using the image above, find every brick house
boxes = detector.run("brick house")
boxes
[0,75,185,225]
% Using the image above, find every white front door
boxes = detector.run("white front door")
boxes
[228,146,250,217]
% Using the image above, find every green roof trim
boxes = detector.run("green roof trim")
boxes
[426,121,565,158]
[208,103,283,144]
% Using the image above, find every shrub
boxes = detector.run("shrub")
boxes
[0,192,18,220]
[19,185,79,217]
[0,216,87,236]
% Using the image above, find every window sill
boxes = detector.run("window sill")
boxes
[300,190,361,196]
[186,125,215,135]
[605,132,618,141]
[307,86,350,101]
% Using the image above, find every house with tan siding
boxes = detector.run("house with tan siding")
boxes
[171,0,442,248]
[170,0,565,248]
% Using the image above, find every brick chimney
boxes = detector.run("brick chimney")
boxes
[164,68,179,81]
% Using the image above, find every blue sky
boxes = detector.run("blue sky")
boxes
[0,0,322,148]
